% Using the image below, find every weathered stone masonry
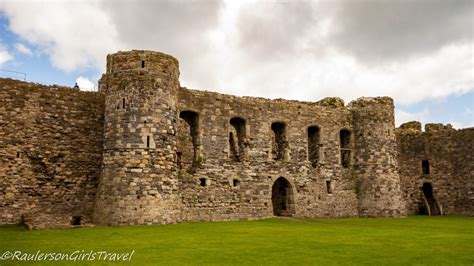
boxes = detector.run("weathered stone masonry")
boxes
[0,79,104,228]
[0,50,472,228]
[397,122,474,216]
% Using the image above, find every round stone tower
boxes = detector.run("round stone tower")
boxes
[349,97,406,217]
[94,50,181,225]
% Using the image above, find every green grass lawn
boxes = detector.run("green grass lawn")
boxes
[1,216,473,265]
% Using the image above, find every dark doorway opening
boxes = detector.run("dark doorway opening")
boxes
[271,177,295,216]
[420,182,441,215]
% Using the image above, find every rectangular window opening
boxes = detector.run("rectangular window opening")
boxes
[271,122,287,161]
[308,126,320,168]
[233,179,240,187]
[146,136,150,148]
[179,111,200,172]
[326,181,333,194]
[422,160,430,175]
[340,129,351,167]
[229,117,247,162]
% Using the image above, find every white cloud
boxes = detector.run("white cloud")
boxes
[75,76,95,91]
[14,43,32,55]
[99,0,222,89]
[208,13,473,105]
[0,44,12,66]
[0,1,472,107]
[0,0,120,72]
[330,0,473,62]
[394,108,430,127]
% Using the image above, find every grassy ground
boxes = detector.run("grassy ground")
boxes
[0,216,473,265]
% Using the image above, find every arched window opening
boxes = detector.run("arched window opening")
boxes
[178,111,200,172]
[340,129,351,168]
[271,122,287,161]
[229,117,246,162]
[422,160,430,175]
[307,126,320,168]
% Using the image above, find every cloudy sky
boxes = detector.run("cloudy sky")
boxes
[0,0,472,128]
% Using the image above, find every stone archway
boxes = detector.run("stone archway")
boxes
[271,177,295,216]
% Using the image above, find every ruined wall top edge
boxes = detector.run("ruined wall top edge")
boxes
[397,121,472,133]
[105,50,179,75]
[0,77,100,95]
[102,50,396,111]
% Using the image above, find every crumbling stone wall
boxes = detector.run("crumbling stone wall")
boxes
[0,78,104,228]
[397,122,474,215]
[176,89,404,221]
[6,49,473,229]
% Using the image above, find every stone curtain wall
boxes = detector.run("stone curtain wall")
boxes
[397,122,474,215]
[453,128,474,215]
[0,78,104,228]
[177,88,362,221]
[7,49,472,229]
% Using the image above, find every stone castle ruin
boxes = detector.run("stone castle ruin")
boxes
[0,50,472,229]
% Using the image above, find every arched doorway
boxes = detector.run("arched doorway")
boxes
[271,177,295,216]
[420,182,441,215]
